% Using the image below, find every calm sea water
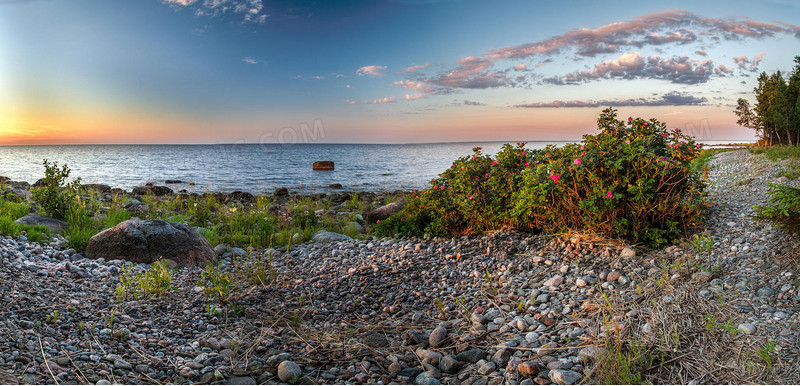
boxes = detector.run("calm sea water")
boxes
[0,141,749,194]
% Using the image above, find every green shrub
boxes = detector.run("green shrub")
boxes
[65,227,95,251]
[137,260,175,297]
[197,261,235,304]
[376,108,709,246]
[102,209,131,229]
[754,183,800,234]
[31,160,82,221]
[514,109,708,246]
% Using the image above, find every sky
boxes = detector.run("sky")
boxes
[1,0,799,145]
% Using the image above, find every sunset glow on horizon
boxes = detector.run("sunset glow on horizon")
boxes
[2,0,799,145]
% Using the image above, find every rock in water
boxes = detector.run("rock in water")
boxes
[311,230,352,243]
[15,214,68,233]
[312,161,334,170]
[85,219,214,267]
[277,361,302,382]
[365,200,405,225]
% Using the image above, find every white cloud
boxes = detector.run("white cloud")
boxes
[242,57,257,64]
[356,65,387,76]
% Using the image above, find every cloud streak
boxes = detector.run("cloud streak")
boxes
[357,65,387,76]
[515,92,708,108]
[348,96,397,104]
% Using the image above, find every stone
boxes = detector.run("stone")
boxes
[477,361,497,375]
[439,355,461,374]
[548,369,582,385]
[543,275,564,287]
[277,360,302,383]
[229,191,254,203]
[620,247,636,258]
[227,376,256,384]
[132,185,173,196]
[363,333,389,348]
[415,348,443,365]
[312,161,335,170]
[757,287,775,298]
[456,348,486,363]
[214,244,228,256]
[691,271,713,283]
[415,373,441,385]
[365,200,405,225]
[274,187,289,196]
[429,326,448,348]
[85,219,214,267]
[738,323,757,335]
[311,230,352,243]
[14,214,68,233]
[577,345,607,363]
[113,359,133,370]
[230,247,247,257]
[606,271,622,282]
[329,183,343,189]
[81,184,112,193]
[777,176,790,184]
[517,361,539,376]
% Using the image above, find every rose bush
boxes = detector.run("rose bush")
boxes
[375,108,709,246]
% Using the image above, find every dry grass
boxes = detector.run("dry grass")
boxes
[584,265,800,384]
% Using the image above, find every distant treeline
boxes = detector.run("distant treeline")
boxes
[735,56,800,146]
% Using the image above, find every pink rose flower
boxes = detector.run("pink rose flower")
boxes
[550,174,560,183]
[625,140,631,144]
[606,191,613,198]
[573,158,581,165]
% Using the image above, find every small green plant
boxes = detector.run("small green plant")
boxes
[78,321,86,332]
[233,249,275,286]
[704,314,717,332]
[137,260,175,297]
[690,233,715,254]
[754,183,800,235]
[46,310,60,325]
[116,263,139,301]
[104,310,116,328]
[205,304,223,317]
[757,341,776,369]
[197,261,235,304]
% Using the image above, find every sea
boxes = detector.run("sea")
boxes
[0,141,751,194]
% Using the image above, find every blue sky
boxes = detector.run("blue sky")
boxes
[1,0,799,144]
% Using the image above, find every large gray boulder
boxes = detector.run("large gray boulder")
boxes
[15,214,68,233]
[85,219,214,267]
[311,230,352,243]
[365,199,405,225]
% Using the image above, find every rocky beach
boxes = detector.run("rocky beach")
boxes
[1,149,799,385]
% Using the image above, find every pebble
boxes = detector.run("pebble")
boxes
[277,360,302,383]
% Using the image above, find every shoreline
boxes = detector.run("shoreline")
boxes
[0,149,799,384]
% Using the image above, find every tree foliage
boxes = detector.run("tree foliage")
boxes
[736,56,800,145]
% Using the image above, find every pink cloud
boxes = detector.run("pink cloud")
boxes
[552,52,719,84]
[400,63,434,73]
[405,94,427,101]
[356,65,387,76]
[414,10,796,90]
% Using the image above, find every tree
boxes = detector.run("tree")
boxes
[738,56,800,146]
[735,98,761,142]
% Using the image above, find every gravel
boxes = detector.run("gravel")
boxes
[0,149,798,384]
